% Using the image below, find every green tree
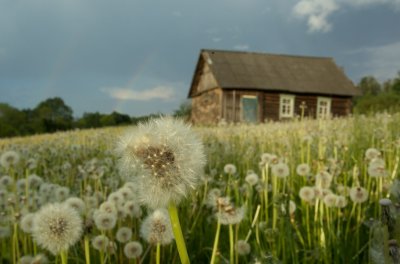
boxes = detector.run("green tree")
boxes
[173,100,192,121]
[33,97,74,132]
[0,103,27,137]
[358,76,381,96]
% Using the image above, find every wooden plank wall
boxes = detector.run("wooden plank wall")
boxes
[191,88,222,125]
[222,90,264,123]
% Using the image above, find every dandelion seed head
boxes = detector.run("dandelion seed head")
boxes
[335,195,348,208]
[20,213,35,233]
[117,117,205,209]
[0,175,13,188]
[349,186,369,203]
[236,240,251,255]
[116,226,132,243]
[32,203,83,255]
[272,163,290,178]
[123,200,142,218]
[92,235,109,251]
[315,171,332,189]
[224,164,237,174]
[299,186,315,203]
[323,193,338,207]
[124,241,143,259]
[94,211,117,231]
[0,150,20,169]
[365,148,381,161]
[64,197,86,215]
[296,163,310,177]
[140,209,174,245]
[216,205,245,225]
[19,255,34,264]
[245,172,259,186]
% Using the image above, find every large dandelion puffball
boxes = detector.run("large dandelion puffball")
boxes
[117,117,206,209]
[32,203,83,255]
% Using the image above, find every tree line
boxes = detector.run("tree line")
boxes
[0,97,191,138]
[354,71,400,114]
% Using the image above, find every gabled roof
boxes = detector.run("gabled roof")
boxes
[188,49,360,97]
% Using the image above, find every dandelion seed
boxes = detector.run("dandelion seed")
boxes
[124,241,143,259]
[27,174,43,189]
[315,171,332,189]
[365,148,381,161]
[349,186,369,203]
[92,235,109,251]
[323,193,338,207]
[140,209,174,245]
[0,150,20,169]
[235,240,251,255]
[55,186,70,202]
[215,198,245,225]
[99,201,118,215]
[64,197,86,215]
[20,213,35,233]
[368,158,387,178]
[245,172,259,186]
[32,203,83,255]
[296,163,310,177]
[271,163,290,178]
[19,255,34,264]
[0,175,13,188]
[94,211,117,231]
[117,117,206,209]
[299,186,315,203]
[123,200,142,218]
[224,164,237,174]
[335,195,348,208]
[260,153,278,165]
[116,227,132,243]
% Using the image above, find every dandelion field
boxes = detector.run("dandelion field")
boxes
[1,113,400,264]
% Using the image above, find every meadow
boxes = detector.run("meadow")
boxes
[1,113,400,264]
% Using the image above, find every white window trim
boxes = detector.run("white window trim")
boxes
[279,94,295,119]
[317,97,332,118]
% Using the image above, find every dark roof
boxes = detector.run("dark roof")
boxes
[189,49,360,97]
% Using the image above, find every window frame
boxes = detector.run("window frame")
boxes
[317,97,332,118]
[279,94,295,119]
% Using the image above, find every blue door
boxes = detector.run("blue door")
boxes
[241,96,258,123]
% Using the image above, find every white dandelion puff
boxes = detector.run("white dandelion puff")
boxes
[32,203,83,255]
[117,117,206,209]
[296,163,310,177]
[349,186,369,203]
[124,241,143,259]
[140,209,174,245]
[235,240,251,255]
[272,163,290,178]
[0,150,20,169]
[116,227,132,243]
[224,164,237,174]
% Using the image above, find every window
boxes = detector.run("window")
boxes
[279,94,295,118]
[317,97,331,118]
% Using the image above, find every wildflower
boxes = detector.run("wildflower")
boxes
[224,164,237,174]
[140,209,174,245]
[99,201,118,216]
[349,186,369,203]
[299,186,315,203]
[365,148,381,161]
[20,213,35,233]
[337,185,350,196]
[27,174,43,189]
[55,187,70,202]
[118,186,135,200]
[368,158,387,178]
[123,200,142,218]
[32,203,83,255]
[215,198,245,225]
[260,153,278,165]
[271,163,290,178]
[31,253,49,264]
[124,241,143,259]
[19,255,34,264]
[335,195,348,208]
[315,171,333,189]
[296,163,310,176]
[235,240,251,255]
[64,197,86,215]
[94,211,117,231]
[205,188,222,208]
[117,117,206,209]
[323,193,338,207]
[0,150,20,169]
[92,235,109,251]
[0,175,13,188]
[245,172,259,186]
[116,227,132,243]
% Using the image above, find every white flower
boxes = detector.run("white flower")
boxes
[224,164,237,174]
[272,163,290,178]
[0,150,20,169]
[315,171,333,189]
[117,117,206,209]
[116,227,132,243]
[349,186,369,203]
[299,186,315,203]
[296,163,310,177]
[245,172,259,186]
[365,148,381,161]
[235,240,251,255]
[140,209,174,245]
[32,203,83,255]
[124,241,143,259]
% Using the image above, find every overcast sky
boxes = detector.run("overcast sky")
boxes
[1,0,400,117]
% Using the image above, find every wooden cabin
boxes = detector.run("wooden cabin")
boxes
[188,49,360,125]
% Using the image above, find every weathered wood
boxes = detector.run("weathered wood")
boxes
[191,88,222,125]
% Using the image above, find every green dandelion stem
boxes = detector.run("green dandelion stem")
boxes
[84,236,91,264]
[210,218,221,264]
[229,224,234,264]
[156,243,161,264]
[60,250,68,264]
[168,202,190,264]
